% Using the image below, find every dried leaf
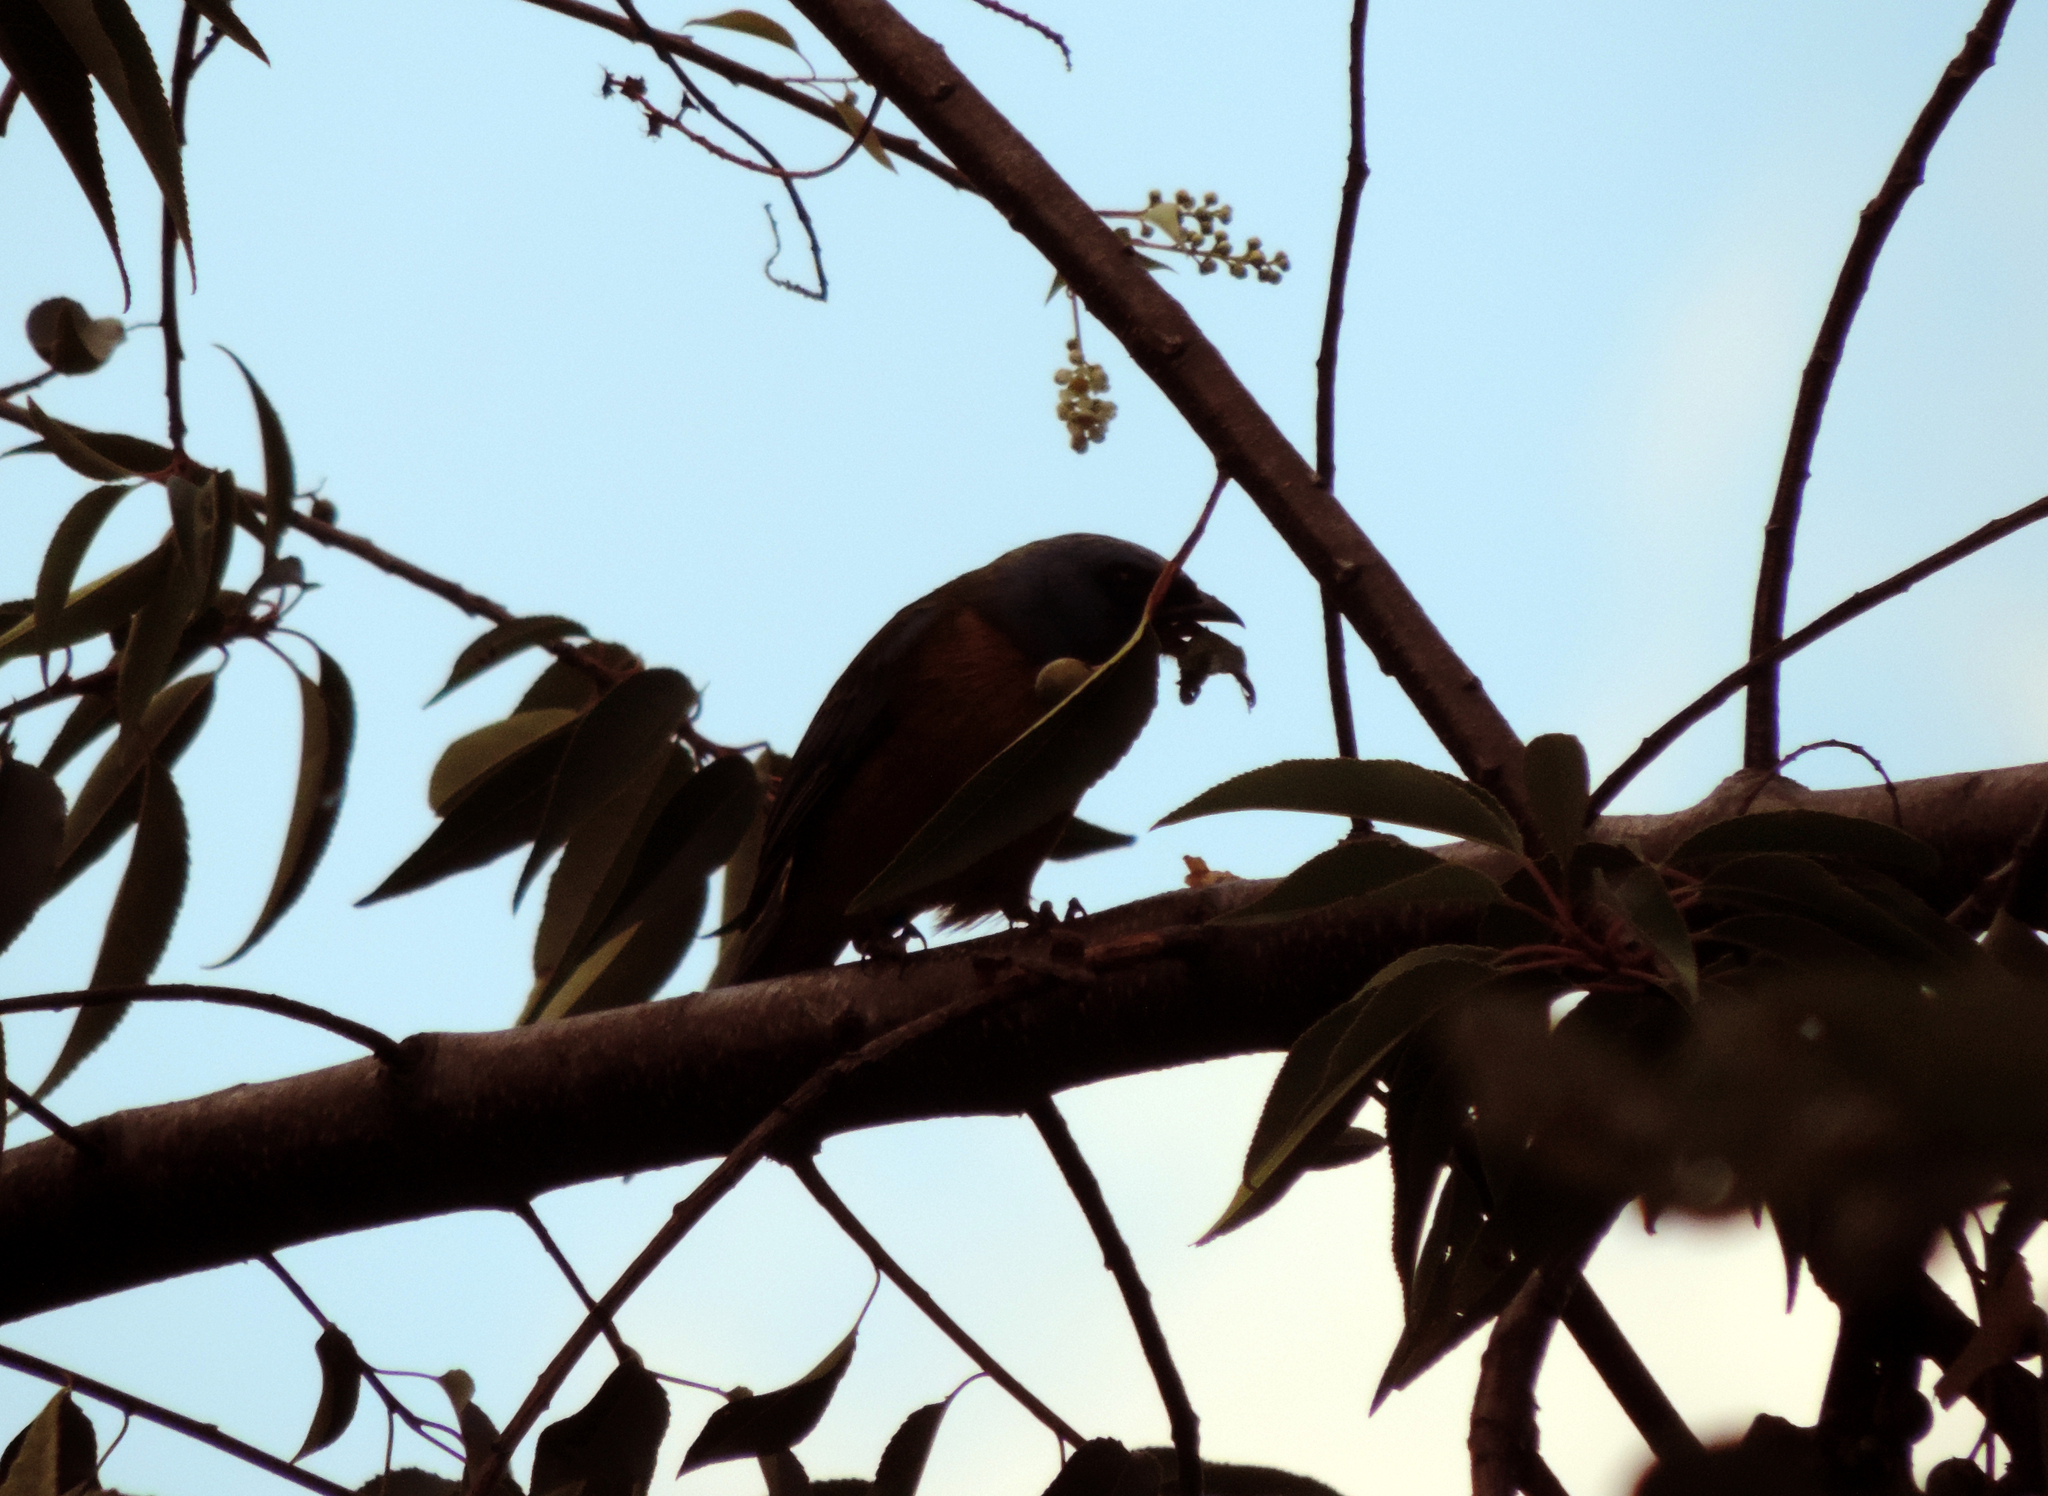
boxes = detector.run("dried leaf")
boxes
[1171,624,1252,707]
[294,1325,364,1461]
[828,89,893,171]
[24,296,124,373]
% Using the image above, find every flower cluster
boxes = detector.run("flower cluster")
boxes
[1053,338,1116,452]
[1124,189,1289,284]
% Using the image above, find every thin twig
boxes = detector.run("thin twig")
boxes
[0,984,402,1064]
[963,0,1070,68]
[1592,492,2048,814]
[1558,1281,1701,1465]
[0,664,114,727]
[1027,1097,1201,1496]
[5,1080,96,1152]
[512,0,976,191]
[618,70,886,181]
[511,1201,630,1359]
[1764,739,1901,825]
[0,76,21,135]
[159,6,203,454]
[471,969,1055,1494]
[0,1342,354,1496]
[1742,0,2017,769]
[786,1154,1084,1448]
[0,369,55,402]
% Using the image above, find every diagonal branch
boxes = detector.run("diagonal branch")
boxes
[1742,0,2017,769]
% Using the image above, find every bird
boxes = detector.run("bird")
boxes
[722,533,1241,983]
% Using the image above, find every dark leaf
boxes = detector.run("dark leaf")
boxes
[1155,758,1521,854]
[761,1449,813,1496]
[1704,854,1952,970]
[1171,624,1253,708]
[352,1471,459,1496]
[0,540,171,665]
[1218,841,1497,926]
[54,0,188,262]
[1038,1441,1149,1496]
[1374,1170,1522,1404]
[870,1400,950,1496]
[294,1325,364,1462]
[0,757,64,959]
[852,623,1162,914]
[5,419,172,476]
[530,746,691,985]
[1670,809,1938,876]
[219,649,354,962]
[0,7,126,297]
[219,349,294,563]
[710,749,789,987]
[0,1389,97,1496]
[531,1359,668,1496]
[1522,732,1588,862]
[24,296,125,373]
[33,482,133,651]
[55,671,213,893]
[1304,1126,1386,1172]
[429,709,580,816]
[516,645,638,715]
[679,1328,857,1472]
[39,694,117,777]
[1385,1039,1463,1300]
[1598,864,1697,999]
[115,479,217,729]
[1136,1447,1348,1496]
[431,616,587,705]
[1046,816,1136,862]
[186,0,266,61]
[441,1385,522,1496]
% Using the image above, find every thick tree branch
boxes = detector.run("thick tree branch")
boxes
[779,0,1531,821]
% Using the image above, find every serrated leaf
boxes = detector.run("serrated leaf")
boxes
[1046,816,1135,863]
[294,1325,364,1462]
[429,709,580,816]
[1304,1126,1386,1172]
[0,757,65,960]
[0,7,127,297]
[0,1389,96,1496]
[851,622,1161,915]
[531,1359,669,1496]
[828,89,894,170]
[1218,841,1493,925]
[1670,809,1938,876]
[187,0,266,61]
[515,668,696,905]
[219,348,295,563]
[680,1329,857,1472]
[871,1399,950,1496]
[39,695,116,778]
[710,749,788,987]
[24,296,124,373]
[1155,758,1522,854]
[0,540,170,665]
[219,649,354,963]
[34,481,133,652]
[688,8,801,50]
[56,671,213,893]
[1373,1172,1523,1404]
[1523,733,1588,862]
[1600,864,1697,999]
[431,616,587,705]
[1204,946,1502,1241]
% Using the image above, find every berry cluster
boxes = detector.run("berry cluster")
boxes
[1053,338,1116,452]
[1124,189,1289,283]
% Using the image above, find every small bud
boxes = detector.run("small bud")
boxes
[1229,263,1247,279]
[1054,368,1071,385]
[1175,188,1194,207]
[1202,191,1218,205]
[1147,188,1163,204]
[1245,236,1261,252]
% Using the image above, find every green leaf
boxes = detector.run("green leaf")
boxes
[429,709,580,816]
[24,296,125,373]
[1218,841,1498,925]
[219,649,355,963]
[1670,809,1938,876]
[530,746,691,985]
[294,1325,364,1462]
[517,645,637,715]
[531,1359,669,1496]
[430,616,587,705]
[1046,816,1136,862]
[56,671,213,893]
[688,8,802,50]
[1155,758,1522,854]
[0,757,64,960]
[0,8,127,296]
[187,0,267,61]
[219,348,295,563]
[1373,1171,1523,1404]
[1204,946,1502,1241]
[0,540,171,665]
[1522,733,1588,862]
[19,396,135,479]
[709,749,788,988]
[515,667,697,905]
[851,623,1162,914]
[38,694,116,778]
[829,89,895,171]
[0,1389,97,1496]
[1600,864,1697,999]
[681,1327,857,1472]
[33,481,133,652]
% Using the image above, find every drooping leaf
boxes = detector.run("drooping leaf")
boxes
[1046,816,1136,862]
[828,89,894,171]
[5,417,171,476]
[531,1359,669,1496]
[1218,841,1497,925]
[33,481,132,651]
[688,9,801,50]
[0,5,126,297]
[870,1399,951,1496]
[0,757,65,959]
[55,671,213,892]
[515,667,697,905]
[431,616,587,705]
[1522,733,1588,862]
[0,1389,96,1496]
[0,540,171,665]
[116,478,218,729]
[428,709,580,816]
[294,1325,364,1462]
[1669,809,1938,876]
[219,348,295,563]
[1140,201,1184,244]
[530,746,690,985]
[1599,864,1697,999]
[186,0,266,61]
[680,1329,857,1472]
[219,649,354,963]
[1373,1170,1523,1404]
[24,296,125,373]
[851,623,1161,914]
[1384,1039,1464,1301]
[1204,946,1502,1241]
[1155,759,1522,854]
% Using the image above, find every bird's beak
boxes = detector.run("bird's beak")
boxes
[1157,587,1242,628]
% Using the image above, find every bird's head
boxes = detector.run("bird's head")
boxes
[967,532,1240,669]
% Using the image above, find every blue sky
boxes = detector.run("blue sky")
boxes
[4,1,2048,1491]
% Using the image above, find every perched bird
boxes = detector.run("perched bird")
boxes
[724,533,1240,982]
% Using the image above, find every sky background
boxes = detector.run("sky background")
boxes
[4,0,2048,1492]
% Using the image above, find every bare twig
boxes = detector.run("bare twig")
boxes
[963,0,1070,69]
[0,984,403,1064]
[787,1154,1084,1448]
[511,1201,630,1359]
[4,1081,95,1153]
[512,0,976,191]
[1593,492,2048,813]
[159,6,203,454]
[1558,1281,1701,1465]
[1743,0,2017,768]
[1027,1097,1201,1496]
[1765,739,1901,825]
[0,663,114,727]
[0,1342,354,1496]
